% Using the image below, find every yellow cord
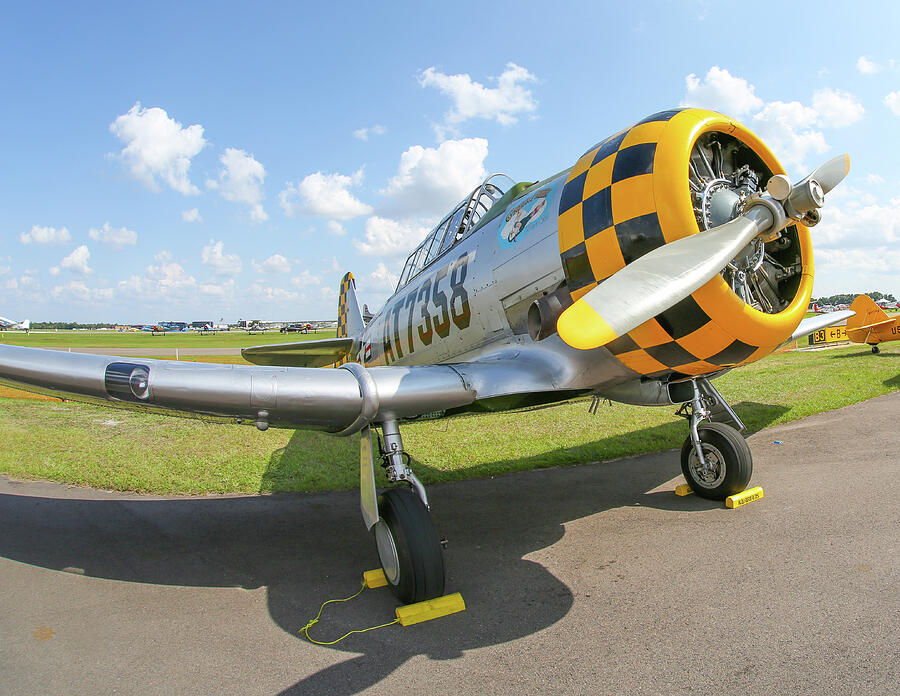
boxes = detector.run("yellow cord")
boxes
[299,580,399,645]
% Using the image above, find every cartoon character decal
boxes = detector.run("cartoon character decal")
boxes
[498,183,557,248]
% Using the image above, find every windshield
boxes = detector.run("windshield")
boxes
[395,173,514,290]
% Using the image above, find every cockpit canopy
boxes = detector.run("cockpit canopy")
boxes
[396,173,516,289]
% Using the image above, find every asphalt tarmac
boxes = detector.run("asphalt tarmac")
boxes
[1,393,897,695]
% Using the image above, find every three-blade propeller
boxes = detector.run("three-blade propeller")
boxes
[556,154,850,351]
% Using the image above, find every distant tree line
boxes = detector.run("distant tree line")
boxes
[811,291,896,305]
[29,322,119,330]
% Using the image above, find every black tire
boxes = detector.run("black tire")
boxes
[680,422,752,500]
[373,488,445,604]
[871,345,880,354]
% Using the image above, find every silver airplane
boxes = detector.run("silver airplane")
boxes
[0,108,853,605]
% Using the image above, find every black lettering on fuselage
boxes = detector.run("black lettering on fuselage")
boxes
[380,253,472,364]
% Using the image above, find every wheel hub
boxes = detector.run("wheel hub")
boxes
[688,443,726,488]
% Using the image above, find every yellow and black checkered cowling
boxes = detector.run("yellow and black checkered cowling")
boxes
[557,108,813,379]
[334,272,355,366]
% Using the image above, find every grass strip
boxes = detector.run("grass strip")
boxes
[0,329,336,349]
[1,343,897,495]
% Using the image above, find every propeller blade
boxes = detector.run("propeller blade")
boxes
[807,153,850,194]
[557,213,765,350]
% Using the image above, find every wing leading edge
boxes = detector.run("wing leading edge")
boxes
[0,345,564,434]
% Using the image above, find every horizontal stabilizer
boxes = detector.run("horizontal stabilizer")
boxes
[850,318,895,332]
[242,337,356,368]
[788,310,854,343]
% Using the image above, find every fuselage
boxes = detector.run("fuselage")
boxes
[358,108,817,407]
[359,171,643,402]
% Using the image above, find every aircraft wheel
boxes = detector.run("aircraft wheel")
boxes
[871,345,880,354]
[681,423,752,500]
[373,487,445,604]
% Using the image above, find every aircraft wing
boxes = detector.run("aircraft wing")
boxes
[0,345,560,434]
[242,336,356,368]
[787,310,855,342]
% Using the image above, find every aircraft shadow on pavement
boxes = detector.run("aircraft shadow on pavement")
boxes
[0,401,786,695]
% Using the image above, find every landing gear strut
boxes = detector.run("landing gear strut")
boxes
[676,378,753,500]
[363,418,445,604]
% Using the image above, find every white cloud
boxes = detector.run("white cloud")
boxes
[51,245,92,275]
[326,220,346,236]
[680,67,867,170]
[857,56,882,74]
[381,138,488,216]
[118,251,201,299]
[199,280,232,297]
[20,225,70,245]
[353,124,386,141]
[369,262,399,291]
[5,279,17,290]
[148,256,195,287]
[806,187,900,296]
[751,101,828,171]
[867,174,885,184]
[419,62,538,128]
[109,102,206,195]
[813,193,900,248]
[812,88,865,128]
[88,222,138,249]
[354,216,429,257]
[182,208,202,223]
[251,284,299,302]
[279,168,373,220]
[51,280,113,303]
[210,148,268,222]
[885,91,900,116]
[815,246,900,280]
[201,240,242,276]
[681,66,763,116]
[291,269,322,287]
[252,253,291,274]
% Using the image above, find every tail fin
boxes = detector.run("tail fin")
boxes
[846,295,894,345]
[847,294,890,332]
[336,272,365,339]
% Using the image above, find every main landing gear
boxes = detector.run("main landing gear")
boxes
[675,377,753,500]
[871,344,880,354]
[360,418,445,604]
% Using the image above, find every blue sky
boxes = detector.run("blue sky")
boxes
[2,1,898,322]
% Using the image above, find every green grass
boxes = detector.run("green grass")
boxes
[0,329,336,349]
[1,343,898,494]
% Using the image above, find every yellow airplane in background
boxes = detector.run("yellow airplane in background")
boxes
[846,295,900,353]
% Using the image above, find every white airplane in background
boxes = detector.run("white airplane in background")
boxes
[0,316,30,332]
